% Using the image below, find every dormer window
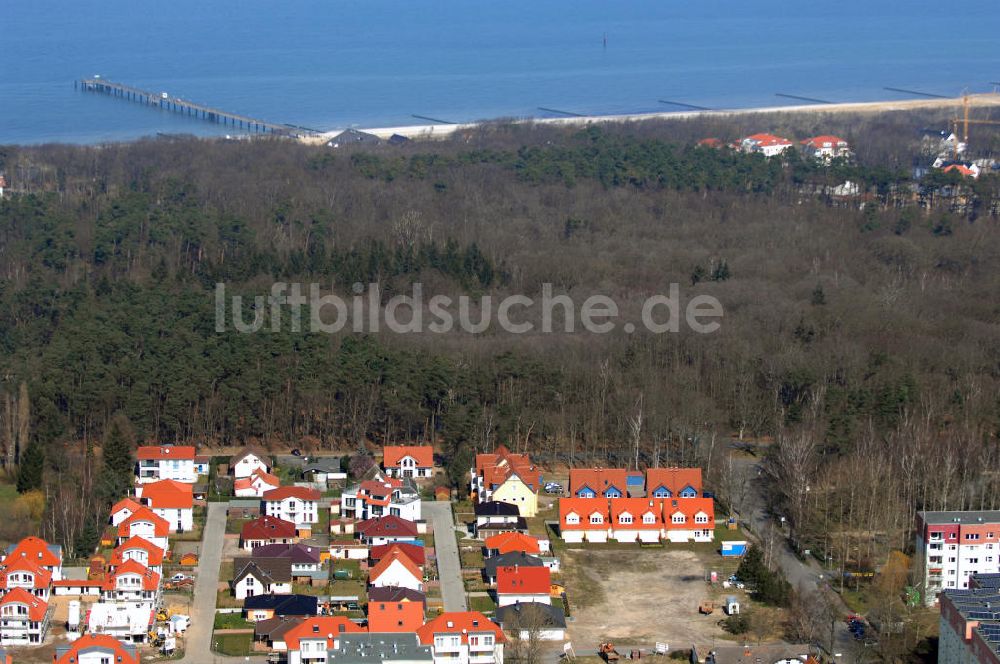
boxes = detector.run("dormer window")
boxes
[589,513,604,525]
[565,513,580,525]
[672,513,686,524]
[619,513,633,525]
[642,512,656,524]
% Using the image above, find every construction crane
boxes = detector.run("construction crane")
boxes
[951,93,1000,158]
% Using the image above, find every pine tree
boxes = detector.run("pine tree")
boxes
[75,517,100,558]
[711,259,731,282]
[811,284,826,306]
[16,440,44,493]
[98,416,134,504]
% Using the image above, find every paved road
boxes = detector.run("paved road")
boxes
[424,502,468,611]
[180,501,268,664]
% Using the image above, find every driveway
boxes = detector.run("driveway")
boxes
[424,502,468,611]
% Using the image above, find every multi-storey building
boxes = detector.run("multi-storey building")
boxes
[938,573,1000,663]
[263,486,322,530]
[54,633,139,664]
[916,511,1000,605]
[383,446,435,479]
[0,588,49,645]
[285,616,366,664]
[470,446,541,518]
[559,497,715,544]
[136,479,194,532]
[416,611,505,664]
[135,445,197,483]
[341,478,421,522]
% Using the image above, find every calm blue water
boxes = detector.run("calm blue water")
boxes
[2,0,999,145]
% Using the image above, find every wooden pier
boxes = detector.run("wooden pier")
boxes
[77,78,310,136]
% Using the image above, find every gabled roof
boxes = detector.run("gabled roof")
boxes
[368,598,426,632]
[55,633,138,664]
[370,549,423,583]
[255,615,303,640]
[664,497,715,529]
[110,497,143,517]
[801,135,848,148]
[496,602,567,630]
[416,611,505,645]
[231,447,272,466]
[367,587,427,605]
[356,516,418,539]
[140,478,194,509]
[484,531,540,555]
[645,467,703,496]
[743,133,793,147]
[474,501,520,518]
[483,551,544,579]
[283,616,365,650]
[136,445,195,461]
[103,558,160,591]
[496,565,550,595]
[370,543,425,567]
[235,467,281,493]
[0,556,52,589]
[263,486,322,501]
[251,543,322,564]
[4,536,62,568]
[474,445,540,492]
[558,497,609,530]
[569,468,631,497]
[110,536,165,567]
[610,498,663,529]
[243,593,318,616]
[242,515,297,541]
[0,587,47,620]
[117,506,170,538]
[383,445,434,468]
[233,557,293,585]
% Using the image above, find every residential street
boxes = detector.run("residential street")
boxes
[424,502,468,611]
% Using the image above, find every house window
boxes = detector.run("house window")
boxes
[966,534,981,541]
[695,514,709,524]
[589,513,603,525]
[565,514,580,525]
[642,513,656,524]
[653,487,671,498]
[619,514,633,525]
[605,488,622,498]
[929,531,943,541]
[484,635,494,646]
[672,513,685,524]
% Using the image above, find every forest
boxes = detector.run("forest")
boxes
[0,108,999,574]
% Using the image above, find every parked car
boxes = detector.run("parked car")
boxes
[291,448,302,456]
[544,482,563,494]
[169,573,191,583]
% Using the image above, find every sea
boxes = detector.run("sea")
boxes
[2,0,999,145]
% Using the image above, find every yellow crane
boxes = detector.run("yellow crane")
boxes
[951,94,1000,158]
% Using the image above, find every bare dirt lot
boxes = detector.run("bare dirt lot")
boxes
[563,547,743,652]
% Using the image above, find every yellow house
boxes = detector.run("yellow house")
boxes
[472,446,541,518]
[491,474,539,517]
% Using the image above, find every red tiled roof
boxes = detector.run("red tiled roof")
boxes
[117,507,170,538]
[356,516,418,539]
[801,135,848,148]
[140,479,194,509]
[610,498,663,530]
[664,497,715,530]
[110,536,165,567]
[55,634,138,664]
[475,446,541,492]
[369,549,422,583]
[0,556,52,589]
[102,558,160,591]
[136,445,195,461]
[417,611,505,645]
[744,133,793,147]
[484,532,540,555]
[943,164,975,177]
[263,486,322,501]
[4,536,61,568]
[645,467,702,497]
[569,468,631,497]
[110,498,143,518]
[370,543,425,566]
[235,468,280,492]
[697,137,723,147]
[367,599,425,633]
[383,445,434,468]
[241,515,297,541]
[496,565,550,595]
[558,498,609,531]
[0,587,47,621]
[284,616,365,650]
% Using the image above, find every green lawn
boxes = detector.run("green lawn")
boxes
[226,517,251,535]
[214,612,253,629]
[468,594,496,613]
[460,548,484,569]
[216,588,243,609]
[213,632,254,656]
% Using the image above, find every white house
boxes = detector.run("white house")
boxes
[495,566,550,608]
[369,550,424,592]
[235,468,281,498]
[495,603,566,642]
[609,498,663,544]
[232,558,292,600]
[0,557,53,602]
[558,498,610,544]
[109,498,143,527]
[284,616,366,664]
[263,486,322,529]
[231,448,272,479]
[86,601,154,643]
[136,479,194,533]
[2,536,63,584]
[110,537,164,574]
[739,133,793,157]
[800,135,851,160]
[341,478,422,522]
[0,588,49,645]
[53,634,139,664]
[116,507,170,552]
[383,445,434,479]
[417,612,506,664]
[100,559,161,604]
[135,445,197,484]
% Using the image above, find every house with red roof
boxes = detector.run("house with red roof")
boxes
[109,497,143,527]
[136,479,194,532]
[101,558,161,604]
[240,515,298,551]
[109,536,164,574]
[370,543,425,568]
[263,486,322,531]
[285,616,365,664]
[368,598,425,633]
[569,468,635,499]
[236,467,282,498]
[610,498,664,544]
[0,555,53,601]
[645,467,702,499]
[483,532,543,557]
[697,137,724,148]
[801,135,851,160]
[496,565,551,607]
[2,536,63,582]
[369,549,424,592]
[559,498,611,544]
[116,507,170,551]
[663,497,715,543]
[54,633,138,664]
[417,611,505,664]
[739,133,793,157]
[471,445,541,517]
[355,516,419,547]
[383,445,435,479]
[341,477,422,522]
[135,445,197,483]
[0,587,49,645]
[942,163,981,179]
[231,448,273,479]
